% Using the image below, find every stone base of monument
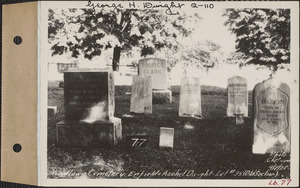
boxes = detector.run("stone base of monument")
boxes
[179,113,202,119]
[56,117,122,147]
[152,90,172,104]
[226,105,248,117]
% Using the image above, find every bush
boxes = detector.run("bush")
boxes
[58,81,64,88]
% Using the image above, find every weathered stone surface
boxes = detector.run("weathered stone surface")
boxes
[179,77,202,118]
[57,117,122,147]
[63,69,114,122]
[138,58,168,90]
[153,90,172,104]
[159,127,174,149]
[252,78,290,154]
[227,76,248,117]
[57,68,122,148]
[130,75,152,114]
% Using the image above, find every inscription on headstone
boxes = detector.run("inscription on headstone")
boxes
[57,69,122,147]
[159,127,174,149]
[130,75,152,114]
[256,87,289,135]
[64,70,114,122]
[138,58,167,90]
[253,78,290,154]
[227,76,248,117]
[179,77,202,118]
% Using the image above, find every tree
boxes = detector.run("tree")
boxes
[48,8,202,71]
[223,9,290,71]
[160,40,224,72]
[225,52,249,67]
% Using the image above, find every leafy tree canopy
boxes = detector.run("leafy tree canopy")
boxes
[161,40,224,72]
[48,8,202,70]
[223,9,290,71]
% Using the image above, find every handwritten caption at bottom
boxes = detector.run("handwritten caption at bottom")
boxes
[48,152,290,179]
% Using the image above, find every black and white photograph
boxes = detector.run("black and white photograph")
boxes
[38,1,299,186]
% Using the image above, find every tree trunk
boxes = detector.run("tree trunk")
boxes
[270,66,278,78]
[112,46,121,71]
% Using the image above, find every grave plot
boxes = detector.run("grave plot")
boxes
[47,83,290,179]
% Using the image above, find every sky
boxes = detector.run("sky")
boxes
[183,8,236,55]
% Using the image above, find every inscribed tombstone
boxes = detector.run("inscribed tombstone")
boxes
[227,76,248,117]
[179,77,202,118]
[253,78,290,154]
[159,127,174,149]
[138,58,167,90]
[130,75,152,113]
[63,69,114,122]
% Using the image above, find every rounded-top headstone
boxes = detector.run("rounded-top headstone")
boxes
[227,76,248,117]
[179,76,202,118]
[138,58,167,90]
[130,75,152,114]
[252,77,290,154]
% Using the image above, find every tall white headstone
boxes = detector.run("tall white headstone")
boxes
[130,75,152,114]
[227,76,248,117]
[252,78,290,154]
[179,77,202,118]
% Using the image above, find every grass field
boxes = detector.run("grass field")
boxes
[47,83,290,179]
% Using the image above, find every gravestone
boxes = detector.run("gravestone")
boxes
[48,106,57,116]
[138,58,167,90]
[227,76,248,117]
[159,127,174,149]
[179,77,202,118]
[130,75,152,114]
[63,69,114,121]
[234,108,244,125]
[252,78,290,154]
[56,69,122,147]
[138,58,172,104]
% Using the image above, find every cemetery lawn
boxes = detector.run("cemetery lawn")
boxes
[47,83,290,179]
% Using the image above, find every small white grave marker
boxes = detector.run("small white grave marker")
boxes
[159,127,174,149]
[234,108,244,125]
[48,106,57,115]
